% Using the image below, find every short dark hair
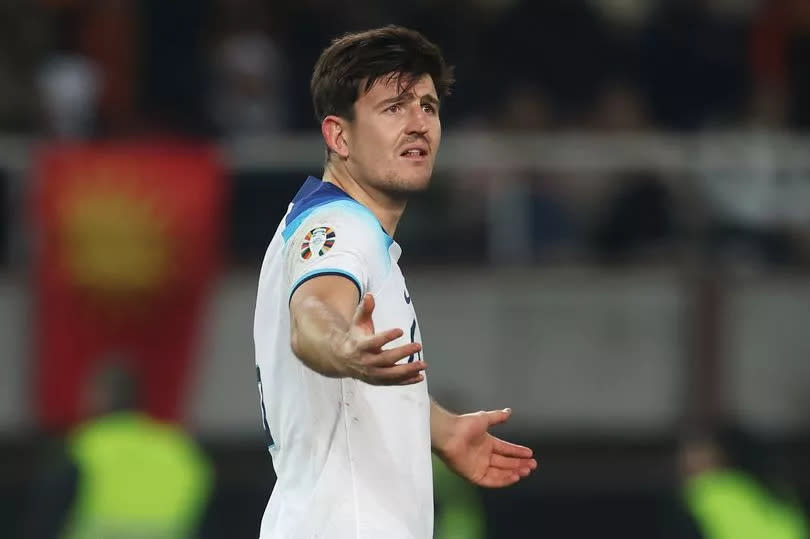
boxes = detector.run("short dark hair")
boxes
[311,25,454,124]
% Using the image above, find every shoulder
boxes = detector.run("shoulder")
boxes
[285,202,392,264]
[282,179,385,241]
[282,179,394,288]
[285,197,383,236]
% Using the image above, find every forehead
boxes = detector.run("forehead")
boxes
[358,73,437,104]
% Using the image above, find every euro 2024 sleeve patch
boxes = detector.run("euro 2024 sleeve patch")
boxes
[300,226,336,260]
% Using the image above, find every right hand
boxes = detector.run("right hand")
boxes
[335,293,426,385]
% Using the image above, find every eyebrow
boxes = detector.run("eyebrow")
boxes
[421,94,440,107]
[377,92,441,108]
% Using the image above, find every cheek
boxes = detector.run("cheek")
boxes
[360,123,397,160]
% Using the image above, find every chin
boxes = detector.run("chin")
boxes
[380,171,432,196]
[405,173,432,191]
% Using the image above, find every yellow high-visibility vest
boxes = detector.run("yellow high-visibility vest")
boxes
[63,412,212,539]
[685,469,808,539]
[433,455,486,539]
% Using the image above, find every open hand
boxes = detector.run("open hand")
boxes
[336,293,426,385]
[437,408,537,487]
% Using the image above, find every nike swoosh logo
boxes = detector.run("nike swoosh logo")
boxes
[404,290,411,304]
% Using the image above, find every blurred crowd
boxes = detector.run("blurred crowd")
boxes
[0,0,808,135]
[1,0,810,270]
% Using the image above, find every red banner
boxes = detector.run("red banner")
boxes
[31,141,225,431]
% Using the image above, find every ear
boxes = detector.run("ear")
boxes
[321,115,350,159]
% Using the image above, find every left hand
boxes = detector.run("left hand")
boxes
[436,408,537,488]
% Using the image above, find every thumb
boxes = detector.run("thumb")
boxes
[486,408,512,427]
[352,293,375,326]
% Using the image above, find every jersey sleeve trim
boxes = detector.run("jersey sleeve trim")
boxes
[282,205,320,242]
[288,268,362,303]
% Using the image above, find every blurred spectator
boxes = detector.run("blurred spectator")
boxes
[588,0,652,28]
[585,82,680,264]
[496,84,555,131]
[592,171,678,264]
[37,1,141,136]
[0,1,47,132]
[640,0,750,129]
[79,0,138,135]
[698,138,807,269]
[483,85,579,264]
[36,54,99,139]
[749,0,792,128]
[587,80,649,131]
[36,13,100,138]
[479,0,620,122]
[753,0,810,129]
[140,0,209,135]
[787,2,810,128]
[209,0,288,135]
[702,4,810,270]
[0,168,8,267]
[674,424,809,539]
[744,84,790,129]
[21,362,213,539]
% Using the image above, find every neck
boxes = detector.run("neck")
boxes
[322,163,406,237]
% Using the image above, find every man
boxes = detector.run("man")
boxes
[21,363,213,539]
[253,25,537,539]
[670,425,808,539]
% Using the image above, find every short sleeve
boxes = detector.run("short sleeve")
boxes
[284,200,391,301]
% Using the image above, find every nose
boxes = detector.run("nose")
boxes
[405,104,429,136]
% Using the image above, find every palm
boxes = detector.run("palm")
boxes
[452,418,496,481]
[440,410,537,488]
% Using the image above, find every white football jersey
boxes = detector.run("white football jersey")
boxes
[253,176,433,539]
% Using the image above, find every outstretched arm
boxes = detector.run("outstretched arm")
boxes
[289,276,426,385]
[430,399,537,487]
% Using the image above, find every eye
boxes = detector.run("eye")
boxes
[386,103,402,113]
[422,103,436,114]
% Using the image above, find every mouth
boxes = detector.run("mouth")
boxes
[399,147,429,161]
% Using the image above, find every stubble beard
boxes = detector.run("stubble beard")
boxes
[375,168,433,201]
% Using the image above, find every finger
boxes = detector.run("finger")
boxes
[485,408,512,427]
[359,328,404,352]
[491,437,534,459]
[368,343,423,367]
[369,371,423,386]
[352,293,375,326]
[366,361,426,385]
[477,468,522,488]
[517,465,534,477]
[490,454,535,471]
